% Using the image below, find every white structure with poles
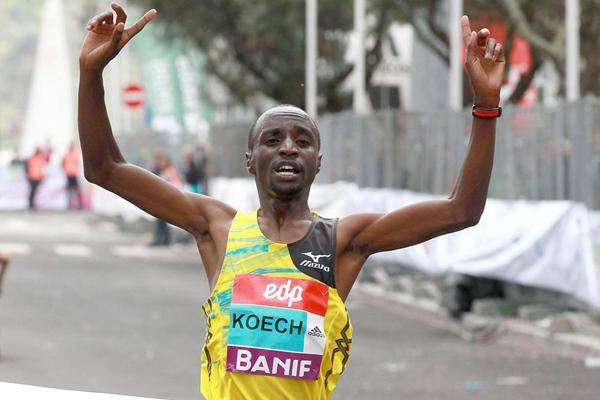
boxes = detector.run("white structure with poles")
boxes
[305,0,317,117]
[353,0,370,115]
[565,0,580,102]
[448,0,463,110]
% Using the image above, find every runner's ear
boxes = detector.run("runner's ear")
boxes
[245,152,255,175]
[316,153,322,174]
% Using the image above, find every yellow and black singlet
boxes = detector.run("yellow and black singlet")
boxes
[201,210,352,399]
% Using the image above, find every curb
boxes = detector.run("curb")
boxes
[355,283,600,364]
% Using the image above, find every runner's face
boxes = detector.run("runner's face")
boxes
[247,111,321,198]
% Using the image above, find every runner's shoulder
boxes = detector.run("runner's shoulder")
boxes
[336,213,382,253]
[188,193,236,237]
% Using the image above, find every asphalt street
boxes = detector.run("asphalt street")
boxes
[0,211,598,400]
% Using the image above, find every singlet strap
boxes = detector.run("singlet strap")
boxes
[288,215,338,288]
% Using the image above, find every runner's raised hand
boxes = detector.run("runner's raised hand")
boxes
[79,2,156,72]
[461,15,505,107]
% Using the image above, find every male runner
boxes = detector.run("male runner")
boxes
[79,3,504,399]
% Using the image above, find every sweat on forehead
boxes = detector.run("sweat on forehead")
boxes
[247,105,320,150]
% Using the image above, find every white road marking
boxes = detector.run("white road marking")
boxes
[0,381,167,399]
[53,244,92,257]
[585,357,600,369]
[0,218,30,231]
[496,376,529,386]
[111,245,152,259]
[111,244,199,263]
[0,242,32,255]
[0,216,99,238]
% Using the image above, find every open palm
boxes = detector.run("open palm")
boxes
[80,3,156,71]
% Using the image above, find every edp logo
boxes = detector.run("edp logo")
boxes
[263,279,303,307]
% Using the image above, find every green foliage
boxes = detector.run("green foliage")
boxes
[480,0,600,97]
[130,0,400,113]
[129,0,600,111]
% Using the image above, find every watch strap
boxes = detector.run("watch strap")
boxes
[472,105,502,119]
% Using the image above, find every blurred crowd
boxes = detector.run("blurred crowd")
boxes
[150,145,210,246]
[24,144,82,210]
[13,143,211,247]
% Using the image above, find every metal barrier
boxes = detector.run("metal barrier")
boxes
[112,98,600,209]
[208,99,600,209]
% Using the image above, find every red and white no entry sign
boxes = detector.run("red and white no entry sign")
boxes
[122,83,145,108]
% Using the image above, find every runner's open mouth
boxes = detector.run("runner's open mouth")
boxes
[274,163,301,177]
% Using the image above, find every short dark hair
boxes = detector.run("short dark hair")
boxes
[247,104,320,150]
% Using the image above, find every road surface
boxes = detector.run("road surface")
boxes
[0,211,598,399]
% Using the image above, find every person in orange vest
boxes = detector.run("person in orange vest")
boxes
[62,144,82,209]
[26,147,48,210]
[151,150,181,246]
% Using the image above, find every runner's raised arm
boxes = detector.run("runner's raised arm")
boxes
[77,10,508,398]
[334,16,505,298]
[78,3,235,282]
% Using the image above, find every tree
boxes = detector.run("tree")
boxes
[130,0,399,113]
[380,0,538,104]
[131,0,599,112]
[500,0,600,97]
[403,0,600,102]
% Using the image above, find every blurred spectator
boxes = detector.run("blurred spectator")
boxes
[151,150,181,246]
[26,147,48,210]
[0,253,9,297]
[62,144,82,210]
[200,144,211,195]
[41,145,52,163]
[183,147,206,194]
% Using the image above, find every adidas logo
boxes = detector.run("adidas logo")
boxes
[307,326,325,338]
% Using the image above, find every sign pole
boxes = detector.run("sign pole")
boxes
[305,0,318,117]
[448,0,463,110]
[566,0,580,102]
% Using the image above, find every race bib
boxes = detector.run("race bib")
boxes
[226,274,329,380]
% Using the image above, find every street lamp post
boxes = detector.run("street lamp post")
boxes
[566,0,580,102]
[448,0,463,110]
[305,0,317,117]
[353,0,369,115]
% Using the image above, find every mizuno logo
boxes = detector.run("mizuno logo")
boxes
[307,326,325,338]
[299,259,330,272]
[301,252,331,263]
